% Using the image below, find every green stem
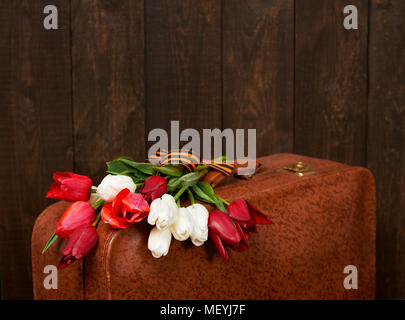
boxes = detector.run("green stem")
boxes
[173,186,187,201]
[187,189,196,205]
[92,200,105,226]
[42,232,59,254]
[216,195,230,206]
[92,199,105,209]
[92,212,102,227]
[176,198,181,208]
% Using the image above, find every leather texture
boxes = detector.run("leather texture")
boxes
[32,153,376,299]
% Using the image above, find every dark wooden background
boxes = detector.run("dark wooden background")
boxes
[0,0,404,300]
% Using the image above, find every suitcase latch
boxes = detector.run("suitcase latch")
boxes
[279,161,315,176]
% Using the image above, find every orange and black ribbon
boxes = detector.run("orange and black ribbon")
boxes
[147,150,234,176]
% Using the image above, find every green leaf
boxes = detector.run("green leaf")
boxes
[118,158,155,175]
[106,159,132,174]
[106,159,149,183]
[215,196,228,213]
[120,169,148,180]
[179,172,203,188]
[167,177,182,192]
[194,181,228,212]
[196,181,217,202]
[191,185,216,204]
[155,165,184,177]
[42,232,59,254]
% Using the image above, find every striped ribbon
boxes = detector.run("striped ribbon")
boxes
[147,150,234,176]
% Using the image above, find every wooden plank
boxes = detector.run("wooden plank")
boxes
[71,0,145,183]
[0,0,72,299]
[295,0,368,166]
[223,0,294,157]
[368,0,405,299]
[145,0,221,154]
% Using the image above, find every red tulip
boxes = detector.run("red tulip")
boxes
[56,201,96,239]
[101,188,150,229]
[208,210,244,260]
[139,176,167,202]
[227,199,273,240]
[58,224,98,269]
[46,172,92,202]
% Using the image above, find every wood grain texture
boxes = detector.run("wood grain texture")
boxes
[145,0,221,152]
[295,0,368,166]
[368,0,405,299]
[223,0,294,157]
[71,0,145,183]
[0,0,72,299]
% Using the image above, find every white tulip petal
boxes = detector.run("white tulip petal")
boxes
[148,194,179,230]
[188,203,209,246]
[148,227,172,258]
[96,174,136,202]
[170,207,193,241]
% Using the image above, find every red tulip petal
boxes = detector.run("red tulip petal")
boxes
[246,201,274,225]
[71,225,98,259]
[120,192,150,223]
[101,203,131,229]
[128,212,148,223]
[112,188,130,208]
[233,221,249,243]
[208,210,241,245]
[47,172,92,202]
[140,176,166,193]
[209,231,229,261]
[122,193,150,214]
[230,240,249,252]
[246,224,258,234]
[227,199,251,222]
[56,201,96,239]
[58,255,76,269]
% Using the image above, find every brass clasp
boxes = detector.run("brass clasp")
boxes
[278,161,315,176]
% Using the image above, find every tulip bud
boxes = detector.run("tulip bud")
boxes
[96,174,136,202]
[147,194,178,230]
[170,207,193,241]
[148,227,172,258]
[58,225,98,269]
[208,210,244,261]
[188,204,209,246]
[228,199,273,225]
[140,176,167,202]
[56,201,96,239]
[227,199,273,240]
[208,210,241,246]
[46,172,92,202]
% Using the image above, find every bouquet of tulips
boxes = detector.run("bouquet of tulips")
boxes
[42,152,273,269]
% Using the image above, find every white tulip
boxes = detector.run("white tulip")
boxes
[147,194,179,230]
[148,227,172,258]
[188,203,209,246]
[170,207,193,241]
[96,174,136,202]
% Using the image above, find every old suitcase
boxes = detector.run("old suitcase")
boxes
[32,153,376,299]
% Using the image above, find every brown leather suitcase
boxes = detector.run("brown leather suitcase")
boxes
[31,153,376,300]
